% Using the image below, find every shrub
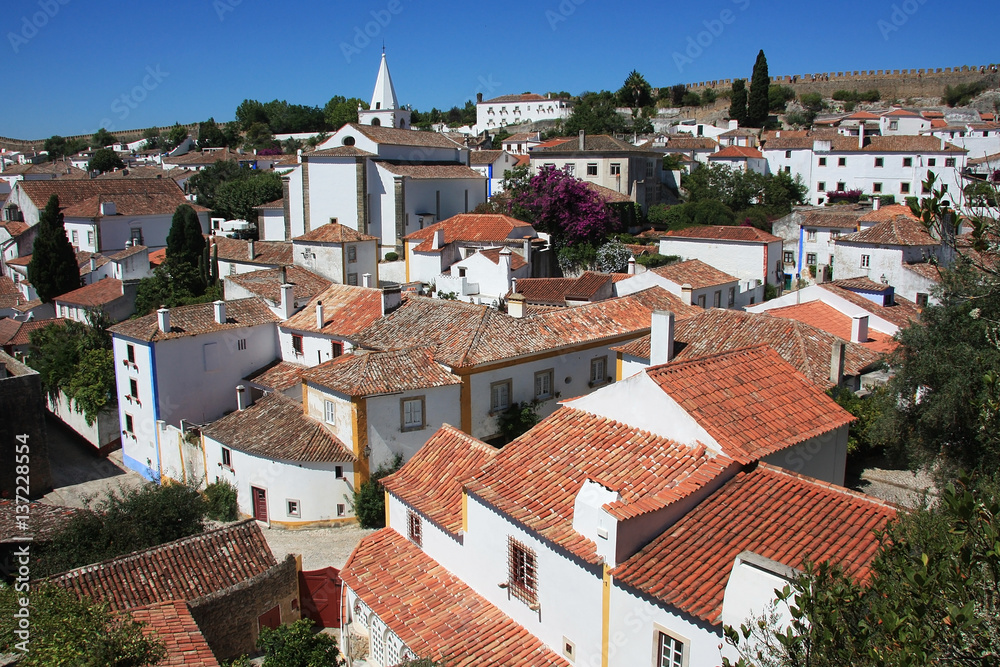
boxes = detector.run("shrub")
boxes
[763,283,778,301]
[383,251,399,262]
[204,479,239,521]
[826,189,863,204]
[257,618,345,667]
[943,81,988,107]
[878,194,897,206]
[596,241,633,273]
[636,253,680,269]
[808,265,818,278]
[353,455,402,529]
[647,203,671,229]
[557,241,597,274]
[496,400,540,444]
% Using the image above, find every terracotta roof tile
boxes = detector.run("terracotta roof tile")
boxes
[0,317,68,347]
[465,407,736,564]
[663,226,782,243]
[202,392,354,463]
[304,146,374,158]
[651,259,738,288]
[76,250,110,275]
[281,283,384,336]
[346,123,464,149]
[612,464,895,624]
[46,520,278,611]
[225,265,331,304]
[54,278,123,307]
[763,301,897,353]
[468,150,506,165]
[903,261,941,281]
[584,181,632,203]
[830,135,965,153]
[839,216,937,246]
[107,244,148,261]
[0,221,29,237]
[62,193,193,218]
[162,149,257,166]
[342,529,570,667]
[210,236,291,266]
[109,297,279,342]
[293,221,378,243]
[820,280,922,327]
[710,146,764,159]
[243,359,307,393]
[382,425,497,534]
[857,204,919,223]
[660,136,719,150]
[302,348,460,397]
[646,346,855,463]
[129,600,220,667]
[532,134,653,154]
[18,178,187,210]
[406,213,535,253]
[564,271,612,300]
[253,198,284,210]
[476,247,528,271]
[797,207,868,229]
[0,500,83,543]
[375,161,483,180]
[482,93,548,104]
[512,277,578,305]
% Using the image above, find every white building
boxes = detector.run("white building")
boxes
[657,226,785,306]
[212,237,292,278]
[53,277,135,323]
[614,258,741,309]
[339,344,893,667]
[108,298,280,480]
[469,150,519,198]
[358,51,412,130]
[879,108,931,136]
[291,221,380,286]
[707,146,768,174]
[770,205,868,286]
[476,93,571,134]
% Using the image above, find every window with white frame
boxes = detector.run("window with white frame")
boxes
[656,631,685,667]
[221,446,232,468]
[564,163,575,176]
[401,397,425,431]
[87,230,94,246]
[807,253,817,266]
[286,499,300,517]
[945,158,956,167]
[610,163,621,176]
[324,400,336,425]
[806,229,817,242]
[490,380,511,413]
[534,369,553,400]
[590,356,608,385]
[861,254,870,268]
[586,163,598,176]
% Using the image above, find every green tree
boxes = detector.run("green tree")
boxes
[496,400,540,444]
[187,160,244,211]
[729,79,748,126]
[243,121,276,152]
[0,584,166,666]
[92,127,117,148]
[747,50,770,127]
[724,474,1000,666]
[166,204,206,266]
[141,127,163,151]
[197,117,229,149]
[65,348,116,426]
[564,91,628,135]
[44,134,68,158]
[768,85,795,113]
[133,257,216,316]
[353,455,403,529]
[798,92,826,125]
[165,123,189,150]
[491,129,511,150]
[257,618,346,667]
[617,70,653,109]
[87,147,125,173]
[33,482,208,578]
[667,84,687,107]
[236,98,268,131]
[214,170,283,222]
[681,91,703,107]
[27,194,79,303]
[701,87,718,106]
[323,95,369,130]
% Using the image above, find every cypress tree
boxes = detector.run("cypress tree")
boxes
[166,204,205,266]
[27,195,80,303]
[729,79,748,127]
[748,49,770,127]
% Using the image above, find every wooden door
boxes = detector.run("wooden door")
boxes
[251,486,268,523]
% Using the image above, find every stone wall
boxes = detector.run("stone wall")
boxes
[684,64,1000,101]
[188,554,300,661]
[0,352,52,499]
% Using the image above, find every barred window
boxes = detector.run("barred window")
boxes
[407,510,422,547]
[507,537,537,605]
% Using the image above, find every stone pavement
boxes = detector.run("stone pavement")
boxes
[261,523,375,571]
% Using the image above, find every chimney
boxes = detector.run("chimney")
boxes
[361,273,372,288]
[157,306,170,333]
[680,283,693,306]
[89,256,97,272]
[507,292,526,318]
[522,238,532,264]
[476,92,483,104]
[650,310,676,366]
[431,228,445,250]
[236,385,248,411]
[578,129,585,151]
[279,283,294,319]
[858,121,865,149]
[382,285,402,315]
[627,256,636,275]
[100,201,117,216]
[315,300,324,329]
[213,300,226,324]
[851,315,869,343]
[728,119,738,130]
[247,240,255,260]
[873,197,881,211]
[499,247,512,274]
[829,341,846,386]
[278,265,287,285]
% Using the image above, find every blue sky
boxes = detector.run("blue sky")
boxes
[2,0,998,139]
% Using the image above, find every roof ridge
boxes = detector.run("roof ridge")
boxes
[648,341,773,375]
[757,462,899,509]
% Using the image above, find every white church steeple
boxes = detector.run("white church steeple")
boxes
[358,50,411,129]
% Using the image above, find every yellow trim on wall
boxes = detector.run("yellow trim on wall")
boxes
[384,489,390,528]
[461,491,469,533]
[352,397,370,488]
[405,242,410,283]
[199,433,208,487]
[615,352,623,382]
[602,563,611,667]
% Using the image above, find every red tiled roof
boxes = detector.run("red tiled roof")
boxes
[764,301,897,353]
[210,236,292,266]
[109,297,279,342]
[281,283,384,336]
[76,250,110,275]
[839,216,937,246]
[820,281,922,328]
[342,529,571,667]
[845,110,881,120]
[532,134,654,154]
[564,271,612,300]
[375,161,483,180]
[107,244,148,262]
[304,146,375,158]
[47,520,278,611]
[468,150,506,165]
[482,93,548,104]
[5,255,32,267]
[223,265,332,304]
[651,258,738,288]
[584,181,632,203]
[512,277,577,305]
[162,149,256,166]
[465,407,735,564]
[476,247,528,271]
[660,136,719,150]
[18,178,187,210]
[243,359,307,393]
[832,135,965,153]
[709,146,763,159]
[663,226,782,243]
[797,206,868,229]
[62,193,195,218]
[857,203,919,224]
[647,346,854,462]
[0,499,83,543]
[382,425,497,535]
[405,213,535,252]
[0,221,29,237]
[129,600,220,667]
[254,198,284,210]
[292,222,378,243]
[612,464,895,624]
[202,392,354,463]
[302,348,461,396]
[148,248,167,267]
[0,317,68,347]
[346,123,470,149]
[883,108,922,118]
[54,278,122,307]
[530,138,575,150]
[903,261,941,282]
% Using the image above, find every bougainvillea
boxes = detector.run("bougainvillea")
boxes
[513,166,619,245]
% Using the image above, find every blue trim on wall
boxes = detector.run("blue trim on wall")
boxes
[122,452,157,481]
[797,228,805,278]
[148,343,161,480]
[486,164,493,199]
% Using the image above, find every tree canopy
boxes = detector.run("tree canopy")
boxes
[44,134,87,159]
[166,204,206,266]
[617,70,653,109]
[729,79,748,126]
[324,95,368,129]
[512,165,619,246]
[87,147,125,174]
[214,169,283,222]
[683,163,806,224]
[747,50,770,127]
[92,127,117,148]
[564,91,629,136]
[27,194,79,303]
